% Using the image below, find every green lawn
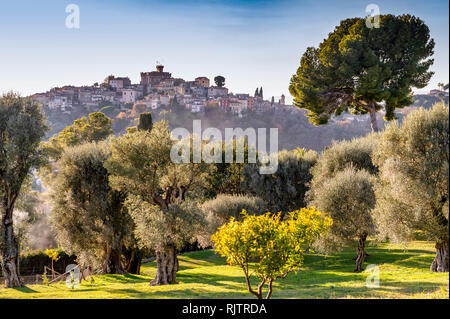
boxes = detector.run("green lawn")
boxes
[0,241,448,299]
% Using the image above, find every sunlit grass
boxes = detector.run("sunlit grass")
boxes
[0,241,448,299]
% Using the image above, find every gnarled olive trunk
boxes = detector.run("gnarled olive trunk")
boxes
[354,233,367,272]
[102,239,124,274]
[430,240,449,273]
[1,206,23,288]
[352,252,370,260]
[124,247,144,275]
[150,245,178,286]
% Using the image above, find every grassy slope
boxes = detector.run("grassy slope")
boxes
[0,241,448,299]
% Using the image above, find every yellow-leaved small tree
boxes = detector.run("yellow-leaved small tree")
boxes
[44,248,61,278]
[212,207,332,299]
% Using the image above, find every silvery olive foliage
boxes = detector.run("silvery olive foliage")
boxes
[372,102,449,271]
[201,194,267,242]
[307,134,378,271]
[50,141,130,272]
[126,195,207,251]
[105,120,214,284]
[307,134,378,199]
[0,93,48,287]
[310,167,376,253]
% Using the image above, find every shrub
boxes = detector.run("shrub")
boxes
[201,194,267,233]
[12,250,76,276]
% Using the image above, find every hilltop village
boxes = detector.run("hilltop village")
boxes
[29,64,448,152]
[31,64,287,118]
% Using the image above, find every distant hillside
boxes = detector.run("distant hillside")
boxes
[410,94,449,109]
[43,95,448,152]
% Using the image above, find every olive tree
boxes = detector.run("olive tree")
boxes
[125,196,205,284]
[201,194,267,239]
[242,148,318,218]
[308,134,378,192]
[212,208,332,299]
[310,167,376,272]
[106,121,213,285]
[0,93,48,288]
[50,141,129,274]
[307,134,378,269]
[373,102,449,272]
[115,111,154,274]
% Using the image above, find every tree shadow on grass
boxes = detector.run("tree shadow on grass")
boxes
[303,246,435,273]
[177,260,224,271]
[96,272,252,299]
[273,280,446,299]
[176,272,244,286]
[96,273,150,284]
[375,254,434,269]
[276,267,446,298]
[141,251,226,272]
[11,286,38,293]
[177,252,227,271]
[101,271,446,299]
[112,287,250,299]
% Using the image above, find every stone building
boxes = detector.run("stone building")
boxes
[108,76,132,90]
[195,77,210,88]
[208,86,229,98]
[140,65,172,94]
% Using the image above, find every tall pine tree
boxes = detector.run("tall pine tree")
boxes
[289,15,434,132]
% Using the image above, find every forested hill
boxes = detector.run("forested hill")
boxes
[43,94,448,152]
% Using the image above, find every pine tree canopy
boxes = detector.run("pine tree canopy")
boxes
[289,14,435,131]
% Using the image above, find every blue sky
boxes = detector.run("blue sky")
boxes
[0,0,448,103]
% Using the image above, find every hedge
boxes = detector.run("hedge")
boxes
[0,250,77,276]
